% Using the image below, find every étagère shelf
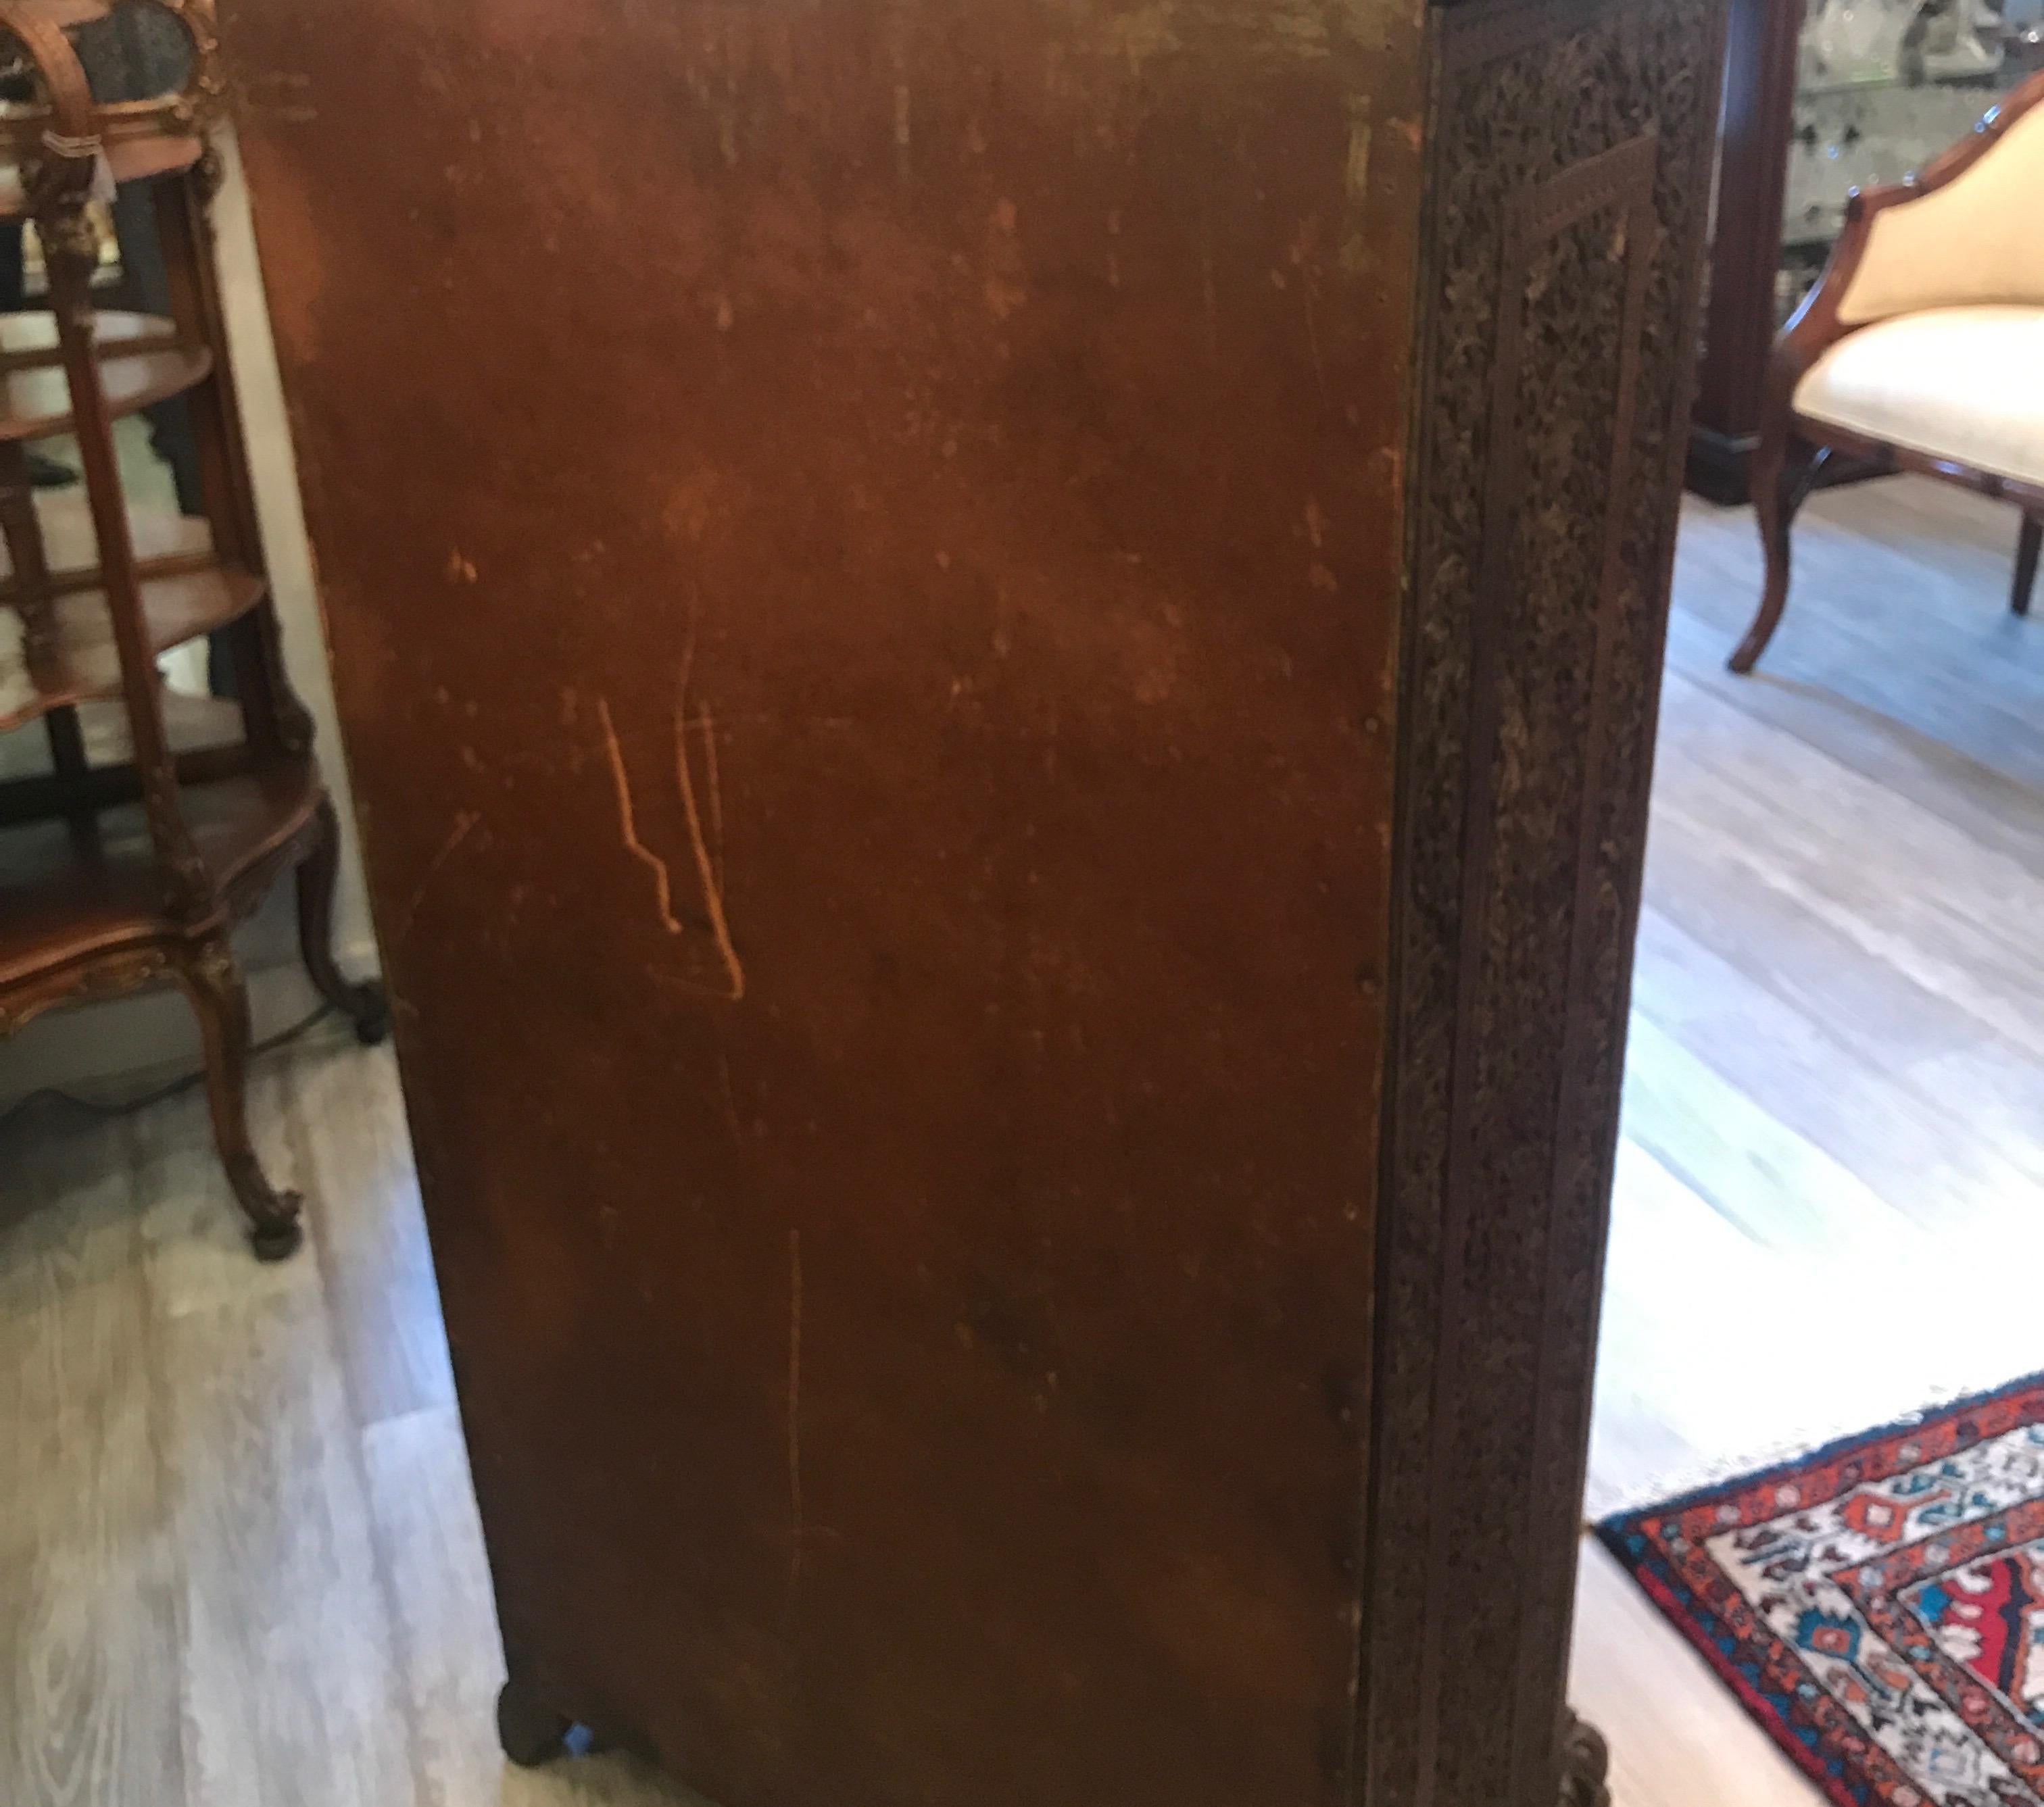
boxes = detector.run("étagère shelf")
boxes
[0,0,382,1258]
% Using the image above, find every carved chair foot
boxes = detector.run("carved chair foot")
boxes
[1559,1709,1611,1807]
[343,983,391,1046]
[497,1677,573,1769]
[226,1151,304,1262]
[247,1210,306,1264]
[178,939,304,1261]
[318,971,390,1046]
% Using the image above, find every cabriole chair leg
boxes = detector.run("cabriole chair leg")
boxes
[176,937,303,1260]
[1731,435,1829,674]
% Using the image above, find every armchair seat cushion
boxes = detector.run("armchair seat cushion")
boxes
[1793,305,2044,489]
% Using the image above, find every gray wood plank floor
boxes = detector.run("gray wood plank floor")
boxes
[2,475,2038,1805]
[1576,477,2044,1807]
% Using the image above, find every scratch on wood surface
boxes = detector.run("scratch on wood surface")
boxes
[698,709,727,891]
[787,1227,804,1590]
[241,72,318,123]
[1300,270,1327,403]
[595,694,685,935]
[681,710,858,731]
[677,603,698,705]
[674,693,747,1001]
[391,810,479,944]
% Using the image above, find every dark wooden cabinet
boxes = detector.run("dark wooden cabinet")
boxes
[222,0,1726,1800]
[1689,0,1806,501]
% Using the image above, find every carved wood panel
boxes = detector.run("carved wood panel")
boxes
[1359,0,1729,1802]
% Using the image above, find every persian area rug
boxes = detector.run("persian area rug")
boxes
[1599,1375,2044,1807]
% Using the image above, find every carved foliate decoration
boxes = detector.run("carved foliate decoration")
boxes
[228,819,324,931]
[36,202,99,279]
[1358,0,1730,1802]
[0,947,170,1040]
[186,931,238,999]
[152,0,227,134]
[195,139,226,205]
[137,772,215,920]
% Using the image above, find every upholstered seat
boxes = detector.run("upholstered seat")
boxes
[1794,305,2044,491]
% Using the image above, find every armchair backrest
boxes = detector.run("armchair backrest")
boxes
[1839,72,2044,325]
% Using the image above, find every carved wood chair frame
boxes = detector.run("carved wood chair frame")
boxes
[1730,66,2044,674]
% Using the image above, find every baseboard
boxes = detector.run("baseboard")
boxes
[0,927,382,1107]
[1687,420,1895,508]
[1686,422,1755,505]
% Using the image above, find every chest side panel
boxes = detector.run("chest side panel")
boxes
[223,1,1428,1802]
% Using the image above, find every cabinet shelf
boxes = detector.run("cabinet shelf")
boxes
[0,502,264,734]
[0,310,212,442]
[0,752,320,989]
[0,688,241,783]
[0,132,204,222]
[0,562,265,734]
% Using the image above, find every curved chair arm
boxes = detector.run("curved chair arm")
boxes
[1821,70,2044,334]
[1748,68,2044,451]
[1730,68,2044,674]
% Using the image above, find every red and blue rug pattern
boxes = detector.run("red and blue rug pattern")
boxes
[1598,1375,2044,1807]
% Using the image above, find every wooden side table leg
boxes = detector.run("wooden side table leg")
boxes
[0,439,58,691]
[2014,514,2040,619]
[295,797,389,1044]
[253,604,318,756]
[176,936,303,1260]
[43,199,212,919]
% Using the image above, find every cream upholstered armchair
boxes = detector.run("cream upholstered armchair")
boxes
[1731,68,2044,673]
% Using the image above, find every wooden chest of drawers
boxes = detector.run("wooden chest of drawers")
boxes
[222,0,1727,1798]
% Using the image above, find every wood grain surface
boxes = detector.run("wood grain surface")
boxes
[212,0,1736,1796]
[222,0,1430,1799]
[4,478,2039,1804]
